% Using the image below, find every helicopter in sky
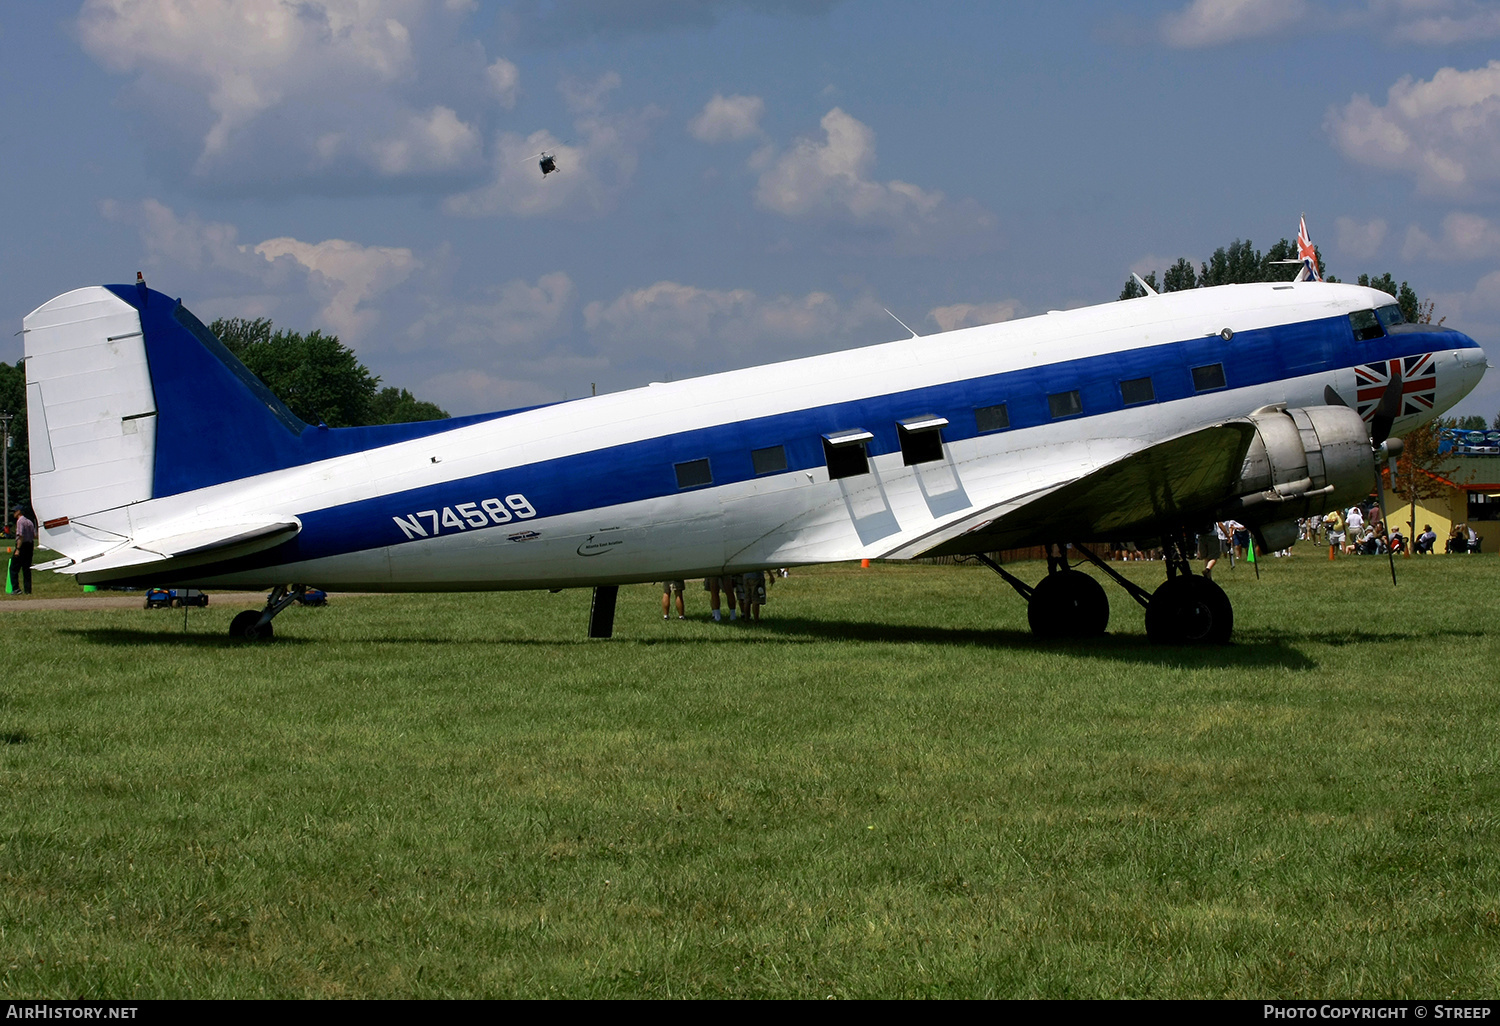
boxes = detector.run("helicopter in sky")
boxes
[537,151,558,177]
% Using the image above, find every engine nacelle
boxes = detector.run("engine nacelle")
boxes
[1222,405,1374,525]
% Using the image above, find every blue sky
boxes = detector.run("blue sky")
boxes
[3,0,1499,419]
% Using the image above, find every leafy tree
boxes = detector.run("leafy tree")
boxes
[209,317,448,427]
[371,387,449,425]
[0,360,29,513]
[1447,415,1488,431]
[1162,258,1197,292]
[1118,233,1326,299]
[1118,271,1159,301]
[1388,418,1466,555]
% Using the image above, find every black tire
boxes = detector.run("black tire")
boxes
[229,609,274,641]
[1146,576,1233,645]
[1027,570,1110,639]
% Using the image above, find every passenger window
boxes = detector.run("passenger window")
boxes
[897,415,948,466]
[975,403,1010,433]
[1048,390,1082,419]
[1120,376,1154,405]
[752,445,788,476]
[1349,309,1384,341]
[1192,363,1226,391]
[674,458,712,489]
[822,430,872,480]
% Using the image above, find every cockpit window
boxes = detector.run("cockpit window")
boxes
[1376,304,1404,328]
[1349,309,1384,342]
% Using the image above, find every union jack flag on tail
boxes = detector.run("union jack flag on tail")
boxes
[1355,353,1437,422]
[1296,216,1321,282]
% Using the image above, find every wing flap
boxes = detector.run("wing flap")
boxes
[904,421,1258,557]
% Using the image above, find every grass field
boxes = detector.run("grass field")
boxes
[1,552,1497,998]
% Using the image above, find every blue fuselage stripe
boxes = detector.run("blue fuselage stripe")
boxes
[216,316,1471,572]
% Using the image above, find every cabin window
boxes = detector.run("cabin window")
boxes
[1376,304,1405,329]
[1120,376,1154,405]
[1048,390,1082,419]
[674,458,713,489]
[1192,363,1226,391]
[897,415,948,466]
[1349,309,1384,341]
[975,403,1010,433]
[822,429,873,480]
[752,445,788,476]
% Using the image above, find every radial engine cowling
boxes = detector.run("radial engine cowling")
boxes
[1221,405,1373,526]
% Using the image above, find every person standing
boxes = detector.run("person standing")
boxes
[661,579,686,619]
[10,507,36,596]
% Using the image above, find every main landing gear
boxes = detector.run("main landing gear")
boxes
[229,585,308,641]
[977,532,1233,645]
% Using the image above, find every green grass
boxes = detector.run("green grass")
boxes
[1,554,1498,997]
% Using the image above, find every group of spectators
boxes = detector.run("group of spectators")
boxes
[661,570,787,623]
[1311,507,1482,557]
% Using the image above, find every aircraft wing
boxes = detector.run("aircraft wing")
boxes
[46,517,302,582]
[899,421,1259,558]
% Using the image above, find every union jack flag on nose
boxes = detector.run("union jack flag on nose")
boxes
[1296,216,1322,282]
[1355,353,1437,422]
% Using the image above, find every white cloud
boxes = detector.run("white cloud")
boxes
[407,272,574,348]
[755,108,939,221]
[1325,61,1500,197]
[1161,0,1307,47]
[688,94,766,142]
[583,281,882,357]
[1335,216,1389,260]
[559,71,621,114]
[369,105,481,175]
[1384,0,1500,43]
[1402,212,1500,261]
[749,108,994,250]
[100,198,266,276]
[926,301,1023,333]
[254,237,418,342]
[77,0,496,192]
[486,58,519,108]
[101,198,417,344]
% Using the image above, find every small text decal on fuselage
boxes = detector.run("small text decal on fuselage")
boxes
[393,495,536,540]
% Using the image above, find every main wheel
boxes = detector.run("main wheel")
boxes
[229,609,274,641]
[1027,570,1110,639]
[1145,576,1232,645]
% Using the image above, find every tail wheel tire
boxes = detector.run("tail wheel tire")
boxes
[1027,570,1110,639]
[1146,576,1232,645]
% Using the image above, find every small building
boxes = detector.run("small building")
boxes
[1384,450,1500,554]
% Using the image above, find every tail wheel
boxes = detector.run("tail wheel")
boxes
[1027,570,1110,639]
[229,609,274,641]
[1145,576,1232,645]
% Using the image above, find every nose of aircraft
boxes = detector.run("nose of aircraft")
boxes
[1452,335,1489,399]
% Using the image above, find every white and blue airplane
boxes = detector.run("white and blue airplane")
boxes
[20,257,1487,643]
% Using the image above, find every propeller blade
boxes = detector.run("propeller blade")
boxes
[1371,364,1403,446]
[1324,384,1350,408]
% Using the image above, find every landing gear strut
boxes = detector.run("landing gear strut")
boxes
[229,585,307,641]
[975,545,1109,639]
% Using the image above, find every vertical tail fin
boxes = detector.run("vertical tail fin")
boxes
[23,286,158,524]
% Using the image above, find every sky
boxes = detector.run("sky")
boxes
[2,0,1499,421]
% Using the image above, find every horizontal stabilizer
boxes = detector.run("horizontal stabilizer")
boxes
[67,516,301,584]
